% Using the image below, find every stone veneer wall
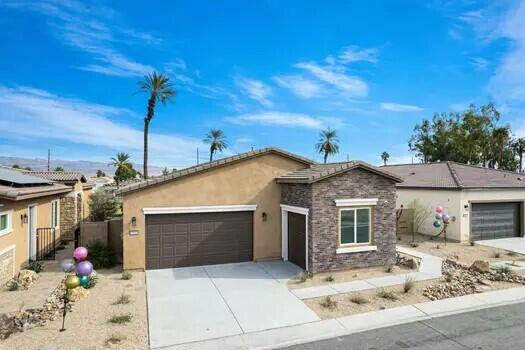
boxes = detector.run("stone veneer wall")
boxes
[0,245,15,285]
[281,168,398,273]
[60,196,76,240]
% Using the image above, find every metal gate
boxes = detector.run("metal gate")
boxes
[36,227,56,260]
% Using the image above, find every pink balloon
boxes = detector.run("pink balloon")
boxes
[435,206,443,213]
[73,246,88,261]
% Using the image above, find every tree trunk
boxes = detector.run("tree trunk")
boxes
[209,148,213,162]
[324,152,328,164]
[143,119,149,179]
[520,151,523,173]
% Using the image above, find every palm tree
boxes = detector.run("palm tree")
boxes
[136,72,176,179]
[204,129,227,162]
[316,128,339,163]
[381,151,390,166]
[513,137,525,173]
[110,153,132,186]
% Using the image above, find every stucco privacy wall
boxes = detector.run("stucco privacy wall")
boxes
[0,195,61,282]
[395,189,462,241]
[281,168,398,272]
[122,153,308,270]
[460,189,525,241]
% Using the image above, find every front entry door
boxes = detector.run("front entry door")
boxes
[288,212,306,269]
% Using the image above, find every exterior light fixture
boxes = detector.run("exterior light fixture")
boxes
[21,213,28,224]
[131,216,137,227]
[262,212,267,221]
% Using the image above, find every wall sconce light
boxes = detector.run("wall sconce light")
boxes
[464,204,469,209]
[131,217,137,227]
[262,212,267,221]
[21,214,28,224]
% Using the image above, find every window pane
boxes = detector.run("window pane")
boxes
[356,209,370,243]
[340,210,355,244]
[0,214,7,230]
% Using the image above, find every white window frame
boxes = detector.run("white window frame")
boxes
[51,200,60,229]
[0,210,13,236]
[338,207,372,246]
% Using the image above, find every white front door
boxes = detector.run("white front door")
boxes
[28,205,37,261]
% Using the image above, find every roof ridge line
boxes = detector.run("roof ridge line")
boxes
[446,161,463,188]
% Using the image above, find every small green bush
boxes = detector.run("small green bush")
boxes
[298,271,313,283]
[410,242,419,248]
[105,334,125,346]
[494,265,512,275]
[108,314,132,324]
[28,261,43,273]
[87,241,117,269]
[349,294,369,304]
[325,275,335,282]
[493,252,501,258]
[113,293,131,305]
[403,277,414,293]
[444,271,453,283]
[121,271,132,280]
[6,280,19,291]
[320,296,338,310]
[377,289,398,301]
[385,265,394,273]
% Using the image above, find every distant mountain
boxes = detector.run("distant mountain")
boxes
[0,156,163,177]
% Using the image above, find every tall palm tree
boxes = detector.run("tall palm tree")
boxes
[316,128,339,163]
[110,152,132,186]
[492,127,510,168]
[381,151,390,165]
[513,137,525,173]
[136,72,176,179]
[204,129,228,162]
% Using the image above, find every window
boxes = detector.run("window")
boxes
[51,200,59,228]
[0,210,12,236]
[340,208,371,245]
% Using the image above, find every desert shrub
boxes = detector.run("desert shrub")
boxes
[469,241,475,246]
[121,271,132,280]
[89,190,121,221]
[6,280,19,291]
[87,241,117,269]
[85,275,98,289]
[28,261,43,273]
[113,293,131,305]
[444,271,453,283]
[105,334,125,346]
[377,289,398,301]
[494,265,512,275]
[108,314,132,324]
[298,271,313,283]
[403,277,415,293]
[410,242,419,248]
[320,296,338,310]
[325,275,335,282]
[349,294,369,304]
[385,265,394,273]
[493,252,501,258]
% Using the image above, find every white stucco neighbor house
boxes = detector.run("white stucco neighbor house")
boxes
[383,161,525,242]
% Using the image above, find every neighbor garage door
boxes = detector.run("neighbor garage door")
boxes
[145,211,253,269]
[471,202,521,241]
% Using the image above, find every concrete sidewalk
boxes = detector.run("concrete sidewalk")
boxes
[164,286,525,350]
[291,246,443,300]
[475,237,525,255]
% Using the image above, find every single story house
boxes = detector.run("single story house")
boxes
[20,170,94,239]
[117,147,402,273]
[383,161,525,242]
[0,167,71,285]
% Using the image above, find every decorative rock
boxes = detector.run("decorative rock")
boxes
[470,260,490,273]
[477,279,492,286]
[68,286,89,301]
[17,270,39,289]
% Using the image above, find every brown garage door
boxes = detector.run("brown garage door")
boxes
[145,211,253,269]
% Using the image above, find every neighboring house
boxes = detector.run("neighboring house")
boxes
[383,162,525,242]
[89,176,114,191]
[117,147,402,273]
[21,171,94,239]
[0,167,70,285]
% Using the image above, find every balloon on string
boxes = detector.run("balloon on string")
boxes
[433,220,441,228]
[442,214,450,222]
[76,261,93,277]
[65,275,80,289]
[73,247,88,262]
[79,275,90,288]
[435,213,442,220]
[60,258,76,273]
[435,206,443,213]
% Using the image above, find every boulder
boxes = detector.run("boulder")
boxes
[470,260,490,273]
[405,257,419,270]
[17,270,39,289]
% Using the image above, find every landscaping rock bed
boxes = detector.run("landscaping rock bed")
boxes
[423,259,525,301]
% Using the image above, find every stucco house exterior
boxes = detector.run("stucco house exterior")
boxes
[117,147,402,273]
[0,167,71,285]
[383,161,525,242]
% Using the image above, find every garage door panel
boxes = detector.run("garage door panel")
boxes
[146,211,253,269]
[472,202,521,241]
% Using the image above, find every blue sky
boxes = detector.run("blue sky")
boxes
[1,0,525,169]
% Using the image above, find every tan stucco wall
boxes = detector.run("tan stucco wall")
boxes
[122,153,308,270]
[82,187,93,220]
[396,188,525,242]
[395,189,462,241]
[0,194,62,276]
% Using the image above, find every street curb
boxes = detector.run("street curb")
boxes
[163,286,525,350]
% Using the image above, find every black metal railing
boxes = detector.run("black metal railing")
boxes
[36,227,56,260]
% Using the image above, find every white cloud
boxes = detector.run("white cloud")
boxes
[469,57,490,70]
[3,0,158,77]
[338,46,379,64]
[273,75,326,99]
[295,62,368,98]
[227,111,341,129]
[0,85,204,165]
[236,77,273,107]
[380,102,424,112]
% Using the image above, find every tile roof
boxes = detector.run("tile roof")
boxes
[276,161,404,184]
[116,147,315,195]
[383,162,525,189]
[21,171,87,183]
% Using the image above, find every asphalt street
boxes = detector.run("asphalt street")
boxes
[282,302,525,350]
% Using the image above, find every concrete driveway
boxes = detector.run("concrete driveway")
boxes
[146,261,319,348]
[475,237,525,254]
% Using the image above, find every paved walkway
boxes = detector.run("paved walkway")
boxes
[291,247,443,300]
[146,261,319,349]
[168,286,525,350]
[475,237,525,255]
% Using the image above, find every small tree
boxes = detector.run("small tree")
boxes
[54,166,64,172]
[381,151,390,165]
[89,191,121,221]
[12,164,21,169]
[96,169,106,177]
[162,167,169,176]
[406,199,431,242]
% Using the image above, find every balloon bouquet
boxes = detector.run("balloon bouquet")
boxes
[432,206,451,245]
[59,246,94,332]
